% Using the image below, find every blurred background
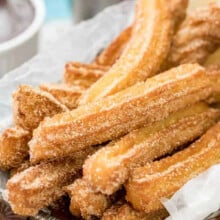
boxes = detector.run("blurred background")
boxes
[41,0,124,49]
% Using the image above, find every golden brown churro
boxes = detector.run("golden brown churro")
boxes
[0,127,31,171]
[206,65,220,104]
[65,178,110,219]
[169,0,188,29]
[68,101,214,220]
[165,3,220,69]
[2,0,220,219]
[40,83,85,109]
[94,0,188,69]
[80,0,173,104]
[94,26,132,67]
[13,85,68,131]
[7,146,96,217]
[10,161,31,177]
[63,62,108,88]
[83,103,220,195]
[102,202,168,220]
[29,64,212,163]
[125,122,220,214]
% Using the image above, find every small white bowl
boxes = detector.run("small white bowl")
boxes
[0,0,45,78]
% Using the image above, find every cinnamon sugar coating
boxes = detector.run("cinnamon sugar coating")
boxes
[64,62,108,88]
[13,85,68,131]
[94,26,132,67]
[40,83,85,109]
[125,122,220,213]
[0,127,31,170]
[80,0,174,104]
[65,178,110,219]
[7,146,96,216]
[206,65,220,104]
[102,201,168,220]
[29,64,212,163]
[165,3,220,69]
[83,103,220,195]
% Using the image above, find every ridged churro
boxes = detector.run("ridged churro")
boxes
[40,83,85,109]
[65,178,110,219]
[3,0,220,219]
[10,161,31,177]
[94,26,132,67]
[80,0,173,104]
[93,0,188,69]
[206,65,220,104]
[63,62,108,88]
[102,202,168,220]
[169,0,188,29]
[165,3,220,69]
[29,64,212,163]
[125,122,220,213]
[0,127,31,171]
[64,103,217,219]
[7,146,96,217]
[13,85,68,131]
[83,103,220,195]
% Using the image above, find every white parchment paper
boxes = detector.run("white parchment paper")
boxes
[0,1,220,219]
[163,165,220,220]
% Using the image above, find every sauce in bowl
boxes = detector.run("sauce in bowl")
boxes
[0,0,35,43]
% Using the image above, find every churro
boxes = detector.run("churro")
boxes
[65,178,110,219]
[94,0,188,69]
[63,62,108,88]
[29,64,212,163]
[169,0,188,29]
[125,122,220,213]
[13,85,68,131]
[7,146,96,217]
[2,0,220,219]
[206,65,220,104]
[165,3,220,69]
[10,161,31,177]
[102,202,168,220]
[94,26,132,67]
[0,127,31,171]
[65,100,218,219]
[40,83,85,109]
[83,102,220,195]
[80,0,173,104]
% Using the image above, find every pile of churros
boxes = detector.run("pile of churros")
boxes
[1,0,220,219]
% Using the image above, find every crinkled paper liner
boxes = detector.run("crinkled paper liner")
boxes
[0,1,219,219]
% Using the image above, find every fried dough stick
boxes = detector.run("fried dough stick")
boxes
[0,127,31,171]
[40,83,85,109]
[13,85,68,131]
[165,3,220,69]
[83,103,220,195]
[65,179,110,219]
[125,122,220,214]
[206,65,220,104]
[10,161,31,177]
[80,0,174,104]
[6,146,96,217]
[102,202,168,220]
[65,103,220,219]
[29,64,212,163]
[63,62,108,88]
[169,0,188,29]
[94,0,188,68]
[94,26,132,67]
